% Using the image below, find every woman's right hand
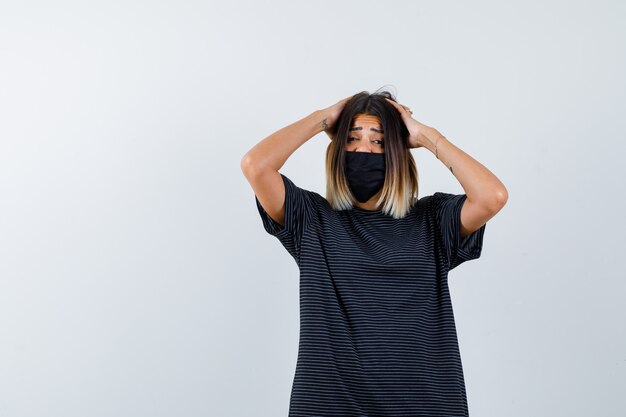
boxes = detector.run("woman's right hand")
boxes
[320,95,354,140]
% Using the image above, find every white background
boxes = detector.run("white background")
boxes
[1,1,625,416]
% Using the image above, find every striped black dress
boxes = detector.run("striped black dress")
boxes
[255,173,487,417]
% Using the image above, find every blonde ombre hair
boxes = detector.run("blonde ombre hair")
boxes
[325,90,419,219]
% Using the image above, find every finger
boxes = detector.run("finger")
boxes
[385,98,407,111]
[399,104,412,114]
[386,98,412,115]
[385,98,403,112]
[385,97,399,107]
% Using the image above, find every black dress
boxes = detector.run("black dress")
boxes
[255,173,487,417]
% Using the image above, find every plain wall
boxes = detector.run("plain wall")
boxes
[1,1,625,416]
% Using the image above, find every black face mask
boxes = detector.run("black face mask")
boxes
[344,152,386,203]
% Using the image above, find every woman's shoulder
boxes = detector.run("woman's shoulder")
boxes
[279,173,329,210]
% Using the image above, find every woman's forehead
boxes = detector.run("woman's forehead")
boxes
[352,114,381,126]
[351,114,383,134]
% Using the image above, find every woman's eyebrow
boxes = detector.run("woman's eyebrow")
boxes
[349,126,384,133]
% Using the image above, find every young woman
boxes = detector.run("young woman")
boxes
[241,90,508,417]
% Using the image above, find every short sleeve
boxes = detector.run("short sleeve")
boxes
[254,173,315,265]
[428,192,486,271]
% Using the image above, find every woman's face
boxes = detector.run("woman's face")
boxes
[345,114,384,153]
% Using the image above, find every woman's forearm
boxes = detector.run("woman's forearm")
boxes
[241,110,328,174]
[421,127,508,209]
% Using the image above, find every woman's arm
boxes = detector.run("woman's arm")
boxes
[385,98,508,238]
[422,129,508,236]
[241,96,352,226]
[241,111,327,175]
[240,111,326,227]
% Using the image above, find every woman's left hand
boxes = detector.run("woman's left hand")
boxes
[385,98,434,149]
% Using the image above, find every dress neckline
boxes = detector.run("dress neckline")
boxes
[350,205,384,214]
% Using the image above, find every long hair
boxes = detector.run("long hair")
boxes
[325,90,419,219]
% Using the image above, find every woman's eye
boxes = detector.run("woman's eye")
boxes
[348,137,383,145]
